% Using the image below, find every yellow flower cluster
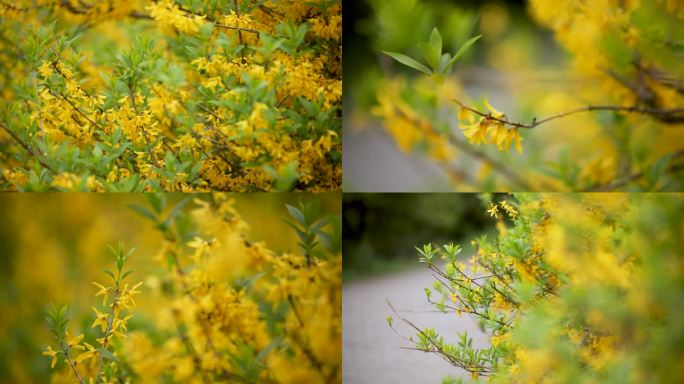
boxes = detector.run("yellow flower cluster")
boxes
[127,195,340,383]
[458,100,523,153]
[310,14,342,41]
[43,246,143,383]
[146,0,206,35]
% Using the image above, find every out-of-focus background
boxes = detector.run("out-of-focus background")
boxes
[0,193,339,383]
[342,193,497,383]
[343,0,565,191]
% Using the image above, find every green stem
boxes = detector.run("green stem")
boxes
[95,288,119,383]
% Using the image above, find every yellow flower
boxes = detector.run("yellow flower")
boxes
[66,332,85,350]
[73,349,97,364]
[458,106,474,122]
[487,202,499,219]
[92,307,109,332]
[187,236,209,263]
[484,98,505,119]
[42,346,59,369]
[93,281,110,306]
[499,201,518,218]
[38,61,53,78]
[460,120,488,145]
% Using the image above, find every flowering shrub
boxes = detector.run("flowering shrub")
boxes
[389,193,684,383]
[44,243,142,383]
[42,194,341,383]
[0,0,341,191]
[366,1,684,191]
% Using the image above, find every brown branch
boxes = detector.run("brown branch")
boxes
[234,0,246,63]
[445,135,534,190]
[453,98,684,129]
[0,121,56,173]
[426,266,511,327]
[49,89,103,130]
[387,300,494,375]
[213,23,260,34]
[59,341,85,384]
[388,104,534,190]
[584,148,684,191]
[50,61,105,114]
[174,3,261,34]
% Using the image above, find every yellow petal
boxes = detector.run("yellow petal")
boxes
[514,130,523,153]
[458,107,473,123]
[483,98,505,119]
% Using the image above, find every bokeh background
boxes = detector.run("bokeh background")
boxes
[343,193,498,279]
[342,194,497,383]
[0,193,340,383]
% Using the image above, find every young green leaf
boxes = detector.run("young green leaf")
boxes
[429,27,443,62]
[128,204,157,222]
[286,204,306,226]
[445,34,482,71]
[382,51,433,75]
[417,42,439,70]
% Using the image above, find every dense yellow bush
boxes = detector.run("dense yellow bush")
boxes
[0,0,341,191]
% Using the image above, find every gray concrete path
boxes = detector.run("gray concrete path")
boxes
[343,266,489,384]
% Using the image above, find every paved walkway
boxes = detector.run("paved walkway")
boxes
[343,266,489,384]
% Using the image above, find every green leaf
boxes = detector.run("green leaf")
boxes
[286,204,306,226]
[103,269,116,282]
[101,348,119,362]
[145,194,166,214]
[417,42,439,71]
[429,27,443,62]
[128,204,157,222]
[125,246,137,260]
[163,196,191,226]
[444,34,482,71]
[382,51,432,75]
[438,53,452,74]
[106,243,120,258]
[647,153,673,189]
[120,270,134,281]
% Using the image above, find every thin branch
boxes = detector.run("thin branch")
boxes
[584,148,684,191]
[95,288,120,384]
[173,3,261,34]
[59,341,85,384]
[387,300,494,375]
[213,23,260,34]
[48,89,103,130]
[388,104,534,190]
[50,60,105,114]
[446,135,534,190]
[0,121,56,173]
[234,0,246,63]
[453,98,684,129]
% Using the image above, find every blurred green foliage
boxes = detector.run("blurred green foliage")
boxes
[344,0,541,110]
